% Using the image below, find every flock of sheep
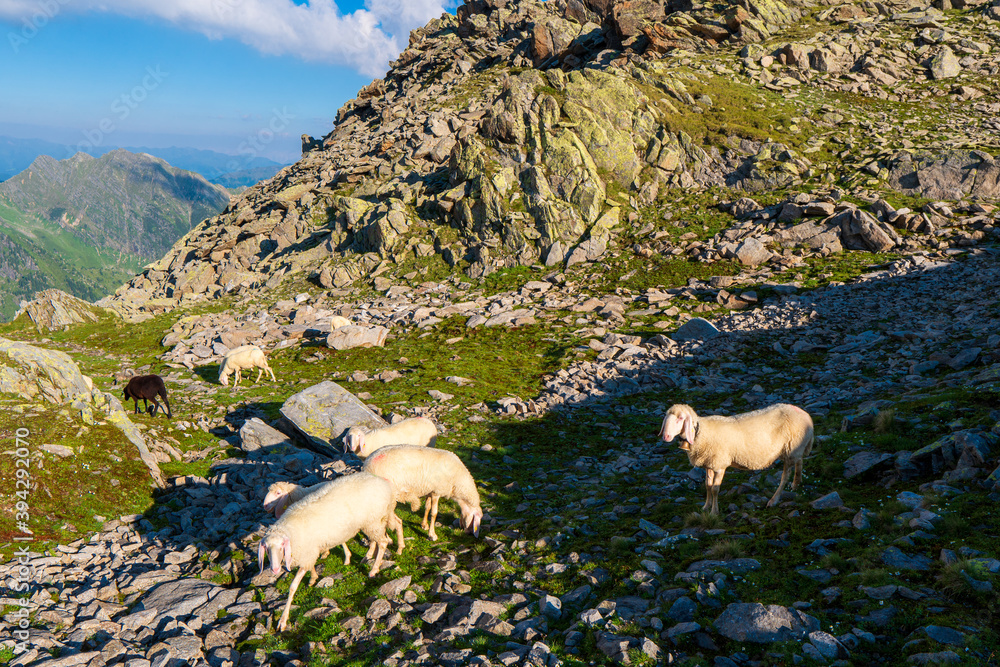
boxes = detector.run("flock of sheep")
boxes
[114,342,817,633]
[259,417,481,632]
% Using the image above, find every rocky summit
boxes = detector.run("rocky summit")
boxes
[2,0,1000,666]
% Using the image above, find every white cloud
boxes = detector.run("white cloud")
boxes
[0,0,454,77]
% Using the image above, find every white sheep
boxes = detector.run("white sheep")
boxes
[344,417,438,458]
[263,480,323,518]
[262,479,394,564]
[257,472,399,631]
[659,403,814,515]
[330,315,352,329]
[219,345,276,387]
[362,444,483,552]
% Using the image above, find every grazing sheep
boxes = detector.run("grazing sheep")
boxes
[262,480,371,565]
[121,374,172,418]
[659,403,814,515]
[362,444,483,552]
[261,480,362,563]
[257,472,399,631]
[344,417,438,458]
[330,315,351,329]
[219,345,275,387]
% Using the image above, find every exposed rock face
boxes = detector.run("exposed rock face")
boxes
[16,289,107,331]
[0,337,164,486]
[0,336,94,403]
[885,150,1000,200]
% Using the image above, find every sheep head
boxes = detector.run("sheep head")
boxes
[343,427,364,454]
[258,533,291,575]
[218,368,231,386]
[459,504,483,538]
[263,482,295,517]
[660,404,697,450]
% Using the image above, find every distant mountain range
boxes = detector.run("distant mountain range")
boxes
[0,134,289,187]
[0,149,232,319]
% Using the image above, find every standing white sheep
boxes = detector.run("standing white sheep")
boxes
[262,479,397,564]
[344,417,438,458]
[257,472,399,631]
[659,403,814,515]
[219,345,276,387]
[362,444,483,553]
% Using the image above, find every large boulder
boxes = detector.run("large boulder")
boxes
[771,220,843,252]
[0,337,93,402]
[325,325,389,350]
[238,417,292,453]
[16,289,107,332]
[714,603,820,643]
[671,317,721,342]
[279,381,386,458]
[835,208,899,253]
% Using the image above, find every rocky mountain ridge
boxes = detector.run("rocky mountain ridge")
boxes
[105,0,999,321]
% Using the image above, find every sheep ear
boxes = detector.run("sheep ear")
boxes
[462,508,483,537]
[257,541,266,575]
[275,498,288,519]
[682,414,695,443]
[283,536,292,571]
[658,413,668,439]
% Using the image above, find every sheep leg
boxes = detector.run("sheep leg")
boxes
[393,511,405,554]
[705,468,725,515]
[340,543,351,565]
[702,469,715,512]
[427,495,441,541]
[767,460,793,507]
[233,369,241,387]
[420,495,432,530]
[366,529,389,577]
[255,366,264,383]
[792,458,803,489]
[161,392,172,419]
[265,362,276,382]
[148,396,161,417]
[278,567,309,632]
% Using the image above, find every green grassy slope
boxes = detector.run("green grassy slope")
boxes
[0,199,144,319]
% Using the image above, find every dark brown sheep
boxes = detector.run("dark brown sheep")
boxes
[122,374,172,418]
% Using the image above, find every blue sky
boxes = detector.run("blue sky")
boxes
[0,0,455,164]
